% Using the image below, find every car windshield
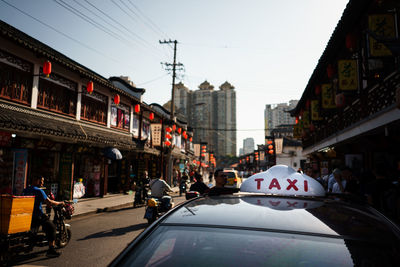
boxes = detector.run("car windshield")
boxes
[117,225,400,266]
[224,172,235,178]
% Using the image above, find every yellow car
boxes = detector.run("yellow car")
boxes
[223,169,241,188]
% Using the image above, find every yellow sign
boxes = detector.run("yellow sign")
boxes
[293,123,302,139]
[302,111,310,128]
[321,83,336,108]
[311,100,322,121]
[368,14,395,57]
[338,60,358,90]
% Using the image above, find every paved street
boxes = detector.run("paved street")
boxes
[10,195,187,267]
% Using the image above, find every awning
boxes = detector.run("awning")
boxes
[104,147,123,160]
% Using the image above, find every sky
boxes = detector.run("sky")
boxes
[0,0,349,155]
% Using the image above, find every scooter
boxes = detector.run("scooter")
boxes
[179,180,188,196]
[144,194,173,225]
[0,195,73,264]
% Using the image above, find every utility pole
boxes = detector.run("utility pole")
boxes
[160,39,184,185]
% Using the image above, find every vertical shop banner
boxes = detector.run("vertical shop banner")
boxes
[338,60,358,91]
[368,14,395,57]
[322,84,336,108]
[302,111,310,128]
[275,138,283,154]
[141,120,150,140]
[59,153,73,200]
[111,106,117,127]
[260,151,265,161]
[132,114,139,138]
[293,123,301,139]
[150,123,162,146]
[311,100,323,121]
[12,149,28,195]
[194,144,200,157]
[205,153,209,163]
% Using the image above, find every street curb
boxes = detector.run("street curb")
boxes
[71,194,182,220]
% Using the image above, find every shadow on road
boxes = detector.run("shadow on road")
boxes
[6,248,50,266]
[77,223,148,241]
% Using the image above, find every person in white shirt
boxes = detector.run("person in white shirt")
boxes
[328,168,341,193]
[149,177,172,198]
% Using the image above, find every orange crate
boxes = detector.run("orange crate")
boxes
[0,195,34,234]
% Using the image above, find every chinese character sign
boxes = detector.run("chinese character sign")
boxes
[150,124,162,146]
[13,149,28,195]
[302,111,310,128]
[311,100,322,121]
[368,14,395,57]
[321,84,336,108]
[338,60,358,91]
[194,144,200,157]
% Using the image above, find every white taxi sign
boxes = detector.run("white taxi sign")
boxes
[240,165,325,197]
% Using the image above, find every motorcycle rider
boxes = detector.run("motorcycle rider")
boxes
[149,176,173,209]
[23,176,65,257]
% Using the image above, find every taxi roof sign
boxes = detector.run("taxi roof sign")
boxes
[240,165,326,197]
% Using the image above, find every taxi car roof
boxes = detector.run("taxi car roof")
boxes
[162,194,400,242]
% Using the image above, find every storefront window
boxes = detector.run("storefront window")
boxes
[37,74,77,116]
[111,103,130,130]
[81,90,107,124]
[0,50,33,105]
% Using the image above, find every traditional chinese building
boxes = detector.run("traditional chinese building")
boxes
[0,20,193,199]
[291,0,400,178]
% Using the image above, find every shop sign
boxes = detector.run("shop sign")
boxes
[150,123,162,146]
[141,119,150,141]
[368,14,395,57]
[260,151,265,161]
[0,131,11,146]
[302,111,310,128]
[132,114,139,138]
[194,144,200,157]
[12,148,28,195]
[338,60,358,91]
[311,100,322,121]
[321,84,336,108]
[293,123,302,139]
[275,138,283,154]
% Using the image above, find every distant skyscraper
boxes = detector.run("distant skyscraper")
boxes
[264,100,298,137]
[243,138,255,155]
[173,81,236,158]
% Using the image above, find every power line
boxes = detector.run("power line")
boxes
[192,127,266,131]
[0,0,132,67]
[136,74,169,86]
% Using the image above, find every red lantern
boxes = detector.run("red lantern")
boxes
[345,33,357,51]
[43,61,51,77]
[268,150,274,155]
[189,137,192,142]
[177,128,182,134]
[114,94,120,105]
[149,112,154,120]
[201,154,205,157]
[86,81,94,94]
[197,161,200,165]
[172,125,176,131]
[166,133,172,139]
[315,85,321,96]
[165,140,171,146]
[267,140,273,145]
[327,64,335,79]
[165,127,172,133]
[134,104,140,113]
[295,116,299,124]
[268,145,273,150]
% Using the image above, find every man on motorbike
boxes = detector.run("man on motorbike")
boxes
[23,176,65,257]
[149,177,173,209]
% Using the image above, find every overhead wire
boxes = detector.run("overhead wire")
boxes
[53,0,165,61]
[0,0,136,68]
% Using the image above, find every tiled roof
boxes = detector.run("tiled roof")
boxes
[0,101,135,150]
